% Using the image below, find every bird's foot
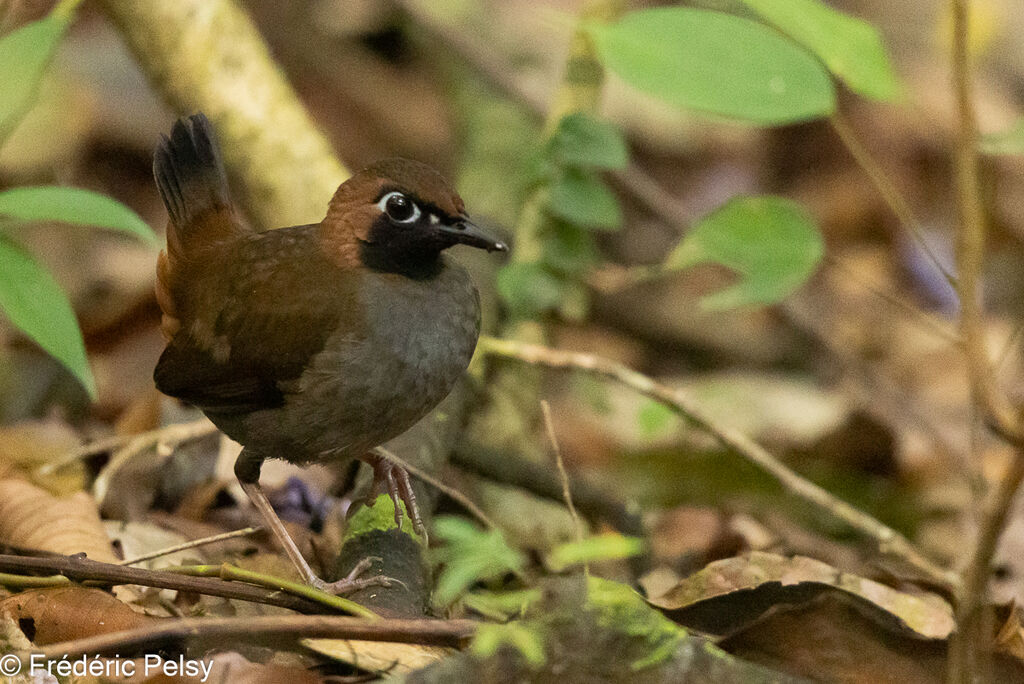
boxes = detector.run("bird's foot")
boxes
[357,451,427,542]
[307,556,400,595]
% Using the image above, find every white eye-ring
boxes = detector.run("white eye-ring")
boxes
[377,191,420,224]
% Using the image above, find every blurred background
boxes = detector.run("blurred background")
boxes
[3,0,1024,627]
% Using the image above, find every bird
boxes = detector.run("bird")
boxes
[151,113,506,593]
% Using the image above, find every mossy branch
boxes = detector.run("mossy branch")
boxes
[96,0,347,229]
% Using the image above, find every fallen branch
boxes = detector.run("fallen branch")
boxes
[476,335,959,592]
[23,615,478,660]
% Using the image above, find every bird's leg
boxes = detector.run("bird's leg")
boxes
[356,448,426,541]
[235,450,393,595]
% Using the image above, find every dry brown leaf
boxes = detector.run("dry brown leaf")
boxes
[648,551,954,640]
[0,477,116,561]
[0,420,85,495]
[303,638,450,675]
[0,587,152,644]
[996,602,1024,662]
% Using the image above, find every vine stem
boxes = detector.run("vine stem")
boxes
[477,336,958,591]
[946,1,1024,681]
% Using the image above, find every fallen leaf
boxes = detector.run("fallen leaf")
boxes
[0,586,152,644]
[303,638,450,675]
[648,551,953,640]
[0,476,116,561]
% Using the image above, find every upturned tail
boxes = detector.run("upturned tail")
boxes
[153,113,245,339]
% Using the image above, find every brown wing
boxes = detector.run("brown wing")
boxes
[154,226,364,415]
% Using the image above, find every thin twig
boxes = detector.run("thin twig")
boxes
[477,336,959,592]
[118,527,261,566]
[829,112,958,289]
[824,254,961,345]
[946,0,1024,680]
[41,418,218,475]
[540,401,586,562]
[0,554,356,615]
[22,615,478,660]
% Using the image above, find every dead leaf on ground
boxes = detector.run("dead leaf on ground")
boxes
[303,638,451,676]
[0,420,85,495]
[0,587,153,644]
[648,551,953,641]
[996,602,1024,662]
[0,476,116,561]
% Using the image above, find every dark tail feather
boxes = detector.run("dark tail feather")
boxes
[153,113,232,232]
[153,113,243,340]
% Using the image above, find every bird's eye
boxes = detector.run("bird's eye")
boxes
[378,191,420,224]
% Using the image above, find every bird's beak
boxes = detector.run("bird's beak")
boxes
[438,218,508,253]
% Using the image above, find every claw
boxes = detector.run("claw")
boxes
[356,451,427,543]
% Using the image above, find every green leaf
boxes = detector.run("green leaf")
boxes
[542,221,600,275]
[0,13,72,137]
[980,118,1024,156]
[587,7,835,124]
[548,113,628,170]
[666,195,823,310]
[547,169,622,230]
[547,534,645,572]
[737,0,901,101]
[637,400,677,438]
[431,516,526,607]
[0,186,156,245]
[0,235,95,398]
[496,262,567,318]
[462,588,542,621]
[472,622,547,667]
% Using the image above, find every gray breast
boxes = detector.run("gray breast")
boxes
[273,257,480,462]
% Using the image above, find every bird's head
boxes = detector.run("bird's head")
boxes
[321,158,506,276]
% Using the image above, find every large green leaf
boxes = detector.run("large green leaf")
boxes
[0,13,72,137]
[547,169,622,230]
[737,0,901,101]
[0,186,156,244]
[588,8,835,125]
[0,235,95,397]
[666,195,823,310]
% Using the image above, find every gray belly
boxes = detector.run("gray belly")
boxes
[240,259,480,463]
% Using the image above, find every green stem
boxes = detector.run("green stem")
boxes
[0,573,70,589]
[164,564,378,619]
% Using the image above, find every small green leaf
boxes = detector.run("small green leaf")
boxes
[637,400,677,438]
[472,622,547,667]
[547,169,622,230]
[0,235,95,398]
[496,262,567,318]
[666,195,823,310]
[462,588,542,621]
[980,118,1024,156]
[431,516,526,607]
[0,186,156,244]
[548,113,628,170]
[0,13,72,137]
[542,221,600,275]
[737,0,902,101]
[547,534,645,572]
[588,8,835,124]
